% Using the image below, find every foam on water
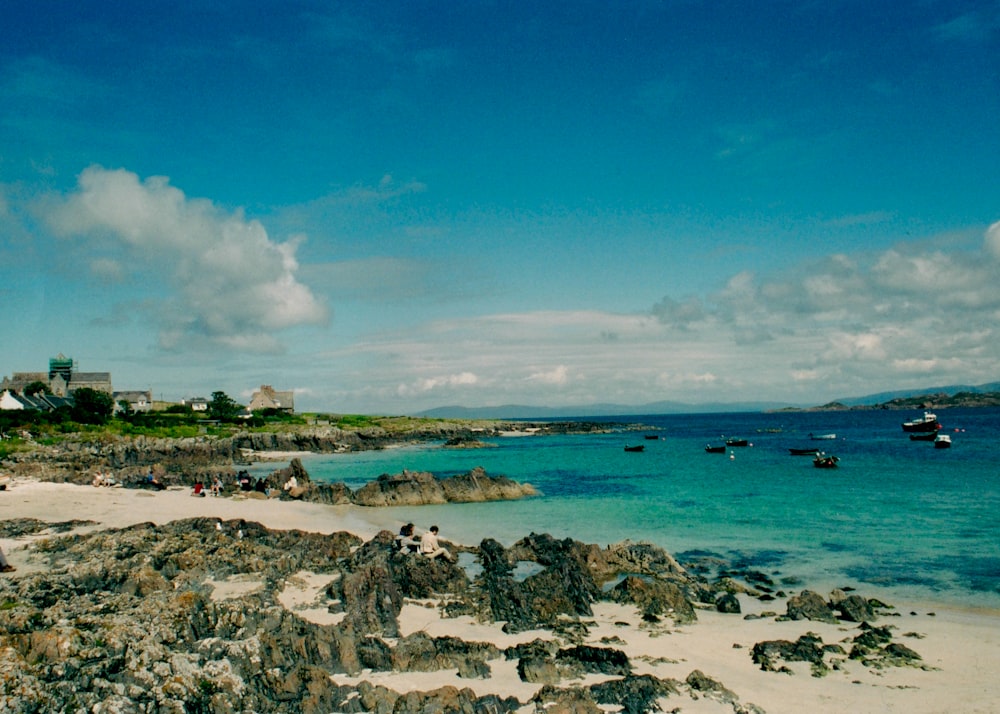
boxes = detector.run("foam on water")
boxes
[274,408,1000,609]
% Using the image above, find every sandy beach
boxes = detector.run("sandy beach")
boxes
[2,475,999,713]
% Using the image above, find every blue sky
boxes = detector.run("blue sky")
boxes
[2,1,998,413]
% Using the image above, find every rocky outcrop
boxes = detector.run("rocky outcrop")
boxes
[2,420,612,486]
[352,466,537,506]
[0,517,915,713]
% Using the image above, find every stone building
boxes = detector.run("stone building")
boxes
[0,353,112,397]
[248,384,295,413]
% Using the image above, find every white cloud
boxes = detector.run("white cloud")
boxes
[45,166,328,352]
[986,220,1000,259]
[528,365,569,385]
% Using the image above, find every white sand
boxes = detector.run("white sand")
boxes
[2,477,998,713]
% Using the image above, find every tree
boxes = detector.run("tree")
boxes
[71,388,116,425]
[23,381,50,397]
[208,391,243,421]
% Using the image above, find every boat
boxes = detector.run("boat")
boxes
[644,434,660,440]
[809,433,837,440]
[725,438,749,447]
[813,454,840,468]
[624,445,645,452]
[934,434,952,449]
[909,432,938,442]
[705,445,726,453]
[789,447,820,455]
[902,411,940,433]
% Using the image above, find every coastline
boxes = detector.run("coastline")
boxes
[2,476,999,712]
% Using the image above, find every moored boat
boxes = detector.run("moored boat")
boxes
[934,434,952,449]
[789,447,820,455]
[624,445,645,452]
[813,454,840,468]
[705,445,726,453]
[902,411,940,433]
[909,432,938,442]
[725,438,749,447]
[809,433,837,440]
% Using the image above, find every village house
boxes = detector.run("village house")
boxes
[249,384,295,413]
[182,397,209,412]
[113,390,153,413]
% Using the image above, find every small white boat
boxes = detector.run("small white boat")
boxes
[934,434,952,449]
[809,433,836,440]
[902,411,940,433]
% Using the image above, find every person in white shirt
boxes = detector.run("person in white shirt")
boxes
[420,525,453,562]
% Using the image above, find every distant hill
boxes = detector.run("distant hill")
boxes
[834,381,1000,406]
[414,381,1000,419]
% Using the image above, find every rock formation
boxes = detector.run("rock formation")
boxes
[0,516,925,713]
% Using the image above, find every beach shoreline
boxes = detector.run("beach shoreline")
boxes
[2,476,999,713]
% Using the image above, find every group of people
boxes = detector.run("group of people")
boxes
[91,470,118,487]
[395,523,454,562]
[192,476,225,497]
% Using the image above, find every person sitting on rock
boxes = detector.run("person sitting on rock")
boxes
[396,523,420,553]
[420,525,453,562]
[147,470,166,491]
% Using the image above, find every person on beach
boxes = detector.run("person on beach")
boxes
[211,476,223,497]
[420,525,453,562]
[0,546,15,573]
[396,523,420,553]
[192,481,206,497]
[146,470,166,491]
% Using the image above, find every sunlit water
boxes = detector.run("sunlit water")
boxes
[255,408,1000,610]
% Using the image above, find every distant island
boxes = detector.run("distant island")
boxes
[776,390,1000,412]
[417,381,1000,419]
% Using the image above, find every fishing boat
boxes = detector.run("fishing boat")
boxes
[789,447,820,455]
[934,434,952,449]
[813,454,840,468]
[909,432,938,442]
[705,445,726,453]
[624,445,645,452]
[902,411,940,433]
[725,438,749,447]
[809,433,837,440]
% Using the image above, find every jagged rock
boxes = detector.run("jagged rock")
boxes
[608,576,698,624]
[392,631,499,675]
[835,593,877,622]
[784,590,838,624]
[557,644,631,676]
[686,668,738,703]
[352,467,536,506]
[510,533,601,614]
[751,633,827,672]
[594,540,688,580]
[392,549,468,599]
[0,516,801,712]
[336,530,406,637]
[532,684,603,713]
[517,655,563,684]
[716,592,742,614]
[590,673,680,714]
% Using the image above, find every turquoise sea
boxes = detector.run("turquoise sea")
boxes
[271,408,1000,610]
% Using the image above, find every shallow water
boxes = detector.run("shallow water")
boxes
[272,408,1000,609]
